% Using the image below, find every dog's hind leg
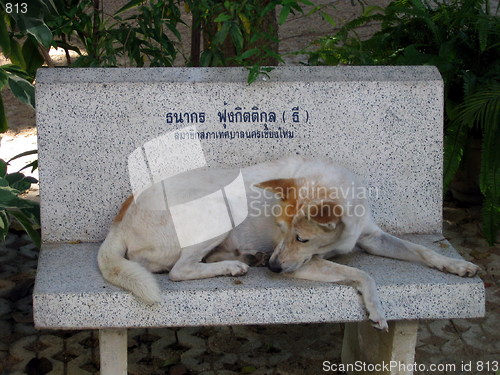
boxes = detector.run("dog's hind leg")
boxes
[289,256,388,331]
[168,237,249,281]
[357,229,480,277]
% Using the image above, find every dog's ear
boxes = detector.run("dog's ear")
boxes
[254,178,303,200]
[306,200,342,229]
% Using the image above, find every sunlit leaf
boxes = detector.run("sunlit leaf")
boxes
[7,74,35,108]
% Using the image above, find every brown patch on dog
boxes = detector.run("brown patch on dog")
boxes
[255,178,302,200]
[256,178,343,226]
[114,195,134,222]
[256,178,303,225]
[307,200,342,224]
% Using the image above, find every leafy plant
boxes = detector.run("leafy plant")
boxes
[0,65,34,131]
[1,0,183,131]
[47,0,182,68]
[0,0,56,131]
[0,151,40,248]
[446,84,500,244]
[188,0,317,82]
[307,0,500,244]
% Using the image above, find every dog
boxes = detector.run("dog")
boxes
[98,156,479,330]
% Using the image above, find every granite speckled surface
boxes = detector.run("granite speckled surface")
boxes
[34,67,485,330]
[36,66,443,242]
[33,235,484,329]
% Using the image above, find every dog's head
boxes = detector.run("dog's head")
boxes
[255,178,344,273]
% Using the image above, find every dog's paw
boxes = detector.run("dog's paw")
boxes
[226,261,249,276]
[442,259,480,277]
[244,252,270,267]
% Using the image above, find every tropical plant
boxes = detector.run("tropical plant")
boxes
[0,151,40,248]
[47,0,182,67]
[0,0,55,131]
[187,0,325,82]
[189,0,344,82]
[190,0,289,79]
[307,0,500,244]
[0,0,184,132]
[446,84,500,244]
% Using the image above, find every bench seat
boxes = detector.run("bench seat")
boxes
[33,234,484,330]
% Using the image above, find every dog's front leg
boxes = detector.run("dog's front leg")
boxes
[289,256,388,331]
[358,229,480,277]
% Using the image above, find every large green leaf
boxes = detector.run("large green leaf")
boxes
[0,94,6,132]
[0,185,21,207]
[278,5,291,25]
[213,22,231,45]
[22,38,45,78]
[5,172,30,191]
[240,48,259,60]
[0,161,6,178]
[2,64,31,80]
[8,39,25,68]
[7,74,35,108]
[0,67,8,88]
[0,194,36,210]
[482,194,500,246]
[40,0,59,14]
[0,210,9,242]
[214,13,232,22]
[115,0,145,15]
[7,149,38,163]
[27,24,53,49]
[8,210,41,248]
[230,24,244,52]
[443,119,469,191]
[0,12,10,56]
[477,86,500,244]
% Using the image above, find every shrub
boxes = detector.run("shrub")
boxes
[0,151,40,248]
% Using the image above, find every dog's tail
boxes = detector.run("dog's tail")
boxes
[97,225,162,304]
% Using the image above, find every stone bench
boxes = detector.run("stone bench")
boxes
[33,66,485,375]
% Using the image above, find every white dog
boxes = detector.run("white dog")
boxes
[98,156,479,330]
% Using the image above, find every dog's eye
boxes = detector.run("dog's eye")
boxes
[296,235,309,243]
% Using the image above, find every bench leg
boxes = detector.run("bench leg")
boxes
[341,320,418,375]
[99,328,127,375]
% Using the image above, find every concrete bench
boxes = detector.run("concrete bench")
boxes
[33,66,485,375]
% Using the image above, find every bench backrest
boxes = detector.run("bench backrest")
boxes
[36,66,443,243]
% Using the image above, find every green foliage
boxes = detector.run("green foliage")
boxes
[0,0,50,131]
[0,151,40,248]
[308,0,500,244]
[0,66,35,131]
[188,0,314,82]
[0,0,183,131]
[47,0,182,67]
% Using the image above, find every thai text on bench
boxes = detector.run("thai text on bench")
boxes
[166,106,309,125]
[167,105,308,140]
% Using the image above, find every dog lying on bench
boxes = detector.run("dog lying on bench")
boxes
[98,156,479,331]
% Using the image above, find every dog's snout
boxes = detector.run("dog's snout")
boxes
[268,260,282,273]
